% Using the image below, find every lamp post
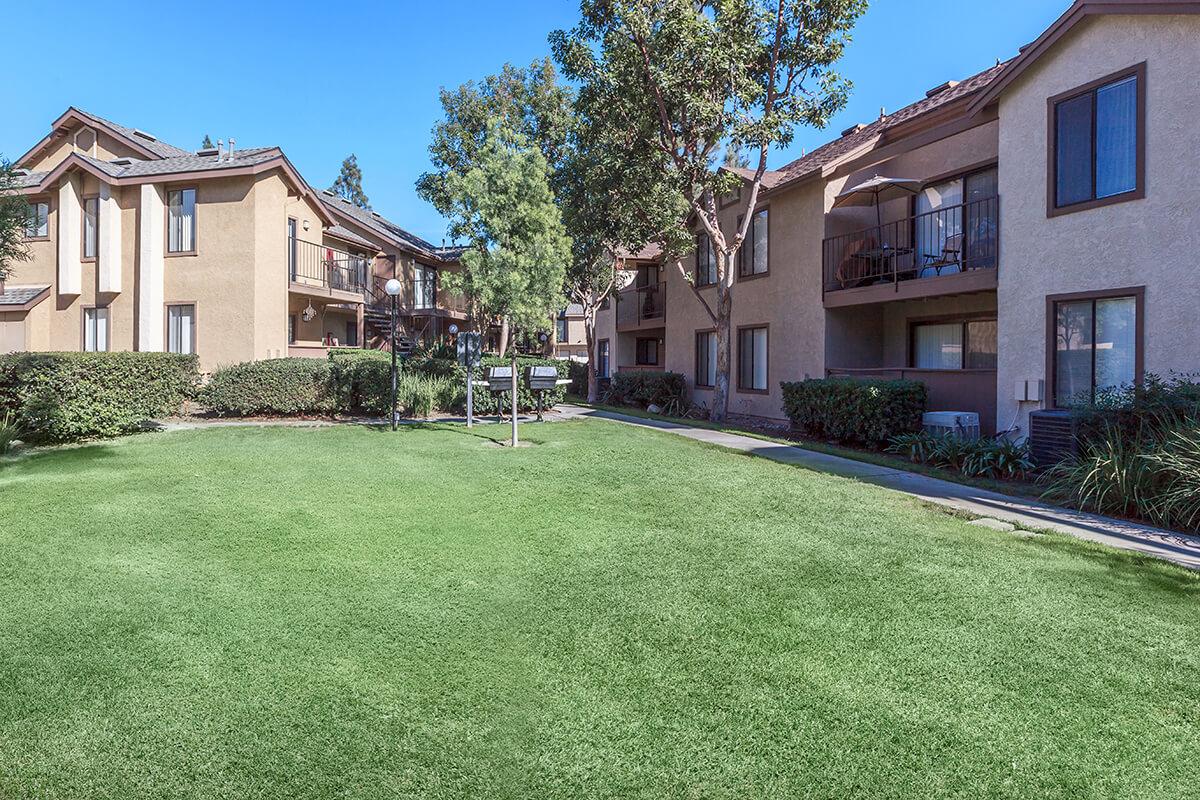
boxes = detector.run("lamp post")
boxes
[385,278,402,431]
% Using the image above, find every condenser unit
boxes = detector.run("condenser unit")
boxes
[922,411,981,440]
[1028,409,1079,467]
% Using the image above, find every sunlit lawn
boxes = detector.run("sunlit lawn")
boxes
[0,420,1197,799]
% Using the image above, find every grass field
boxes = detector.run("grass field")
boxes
[1,420,1197,799]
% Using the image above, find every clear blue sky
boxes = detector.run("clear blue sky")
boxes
[2,0,1066,244]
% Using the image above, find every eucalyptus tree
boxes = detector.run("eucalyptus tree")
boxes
[553,0,866,420]
[0,161,31,283]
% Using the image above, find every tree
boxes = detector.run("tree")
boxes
[0,160,32,283]
[201,134,214,149]
[553,0,866,421]
[329,154,370,209]
[439,121,570,445]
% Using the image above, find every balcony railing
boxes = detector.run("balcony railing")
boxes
[289,237,369,294]
[365,274,469,316]
[616,281,666,328]
[823,195,999,293]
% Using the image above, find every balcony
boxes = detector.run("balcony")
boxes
[822,196,999,308]
[616,282,666,332]
[365,274,469,318]
[289,237,368,303]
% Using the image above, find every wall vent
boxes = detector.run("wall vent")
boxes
[840,123,866,137]
[925,80,960,98]
[132,128,158,142]
[197,147,219,157]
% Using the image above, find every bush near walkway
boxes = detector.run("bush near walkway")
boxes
[200,358,336,416]
[603,371,689,414]
[0,351,197,442]
[782,377,926,447]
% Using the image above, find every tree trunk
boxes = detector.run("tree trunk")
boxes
[709,254,734,423]
[498,317,510,357]
[509,323,519,446]
[584,318,598,403]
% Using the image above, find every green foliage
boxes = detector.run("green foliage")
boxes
[0,159,33,280]
[0,352,197,442]
[329,349,394,415]
[782,378,926,447]
[603,371,690,416]
[201,134,214,149]
[200,359,336,417]
[567,360,589,395]
[329,153,370,209]
[0,412,21,455]
[887,432,1034,481]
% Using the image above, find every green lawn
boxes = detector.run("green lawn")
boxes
[1,421,1197,799]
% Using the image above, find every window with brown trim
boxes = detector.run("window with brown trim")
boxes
[910,319,997,370]
[1049,289,1143,407]
[635,337,659,366]
[1048,63,1145,216]
[737,326,768,392]
[596,339,610,378]
[82,196,98,261]
[167,304,196,355]
[695,330,716,388]
[83,306,109,352]
[24,200,49,240]
[695,233,717,286]
[738,208,769,278]
[167,188,197,253]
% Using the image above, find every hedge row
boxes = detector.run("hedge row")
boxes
[200,358,337,416]
[0,352,198,442]
[781,377,927,446]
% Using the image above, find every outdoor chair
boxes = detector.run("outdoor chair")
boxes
[835,236,878,288]
[919,233,962,278]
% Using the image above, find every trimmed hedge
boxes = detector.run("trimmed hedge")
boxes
[200,358,336,416]
[329,349,393,414]
[604,371,689,412]
[0,352,198,442]
[782,377,926,446]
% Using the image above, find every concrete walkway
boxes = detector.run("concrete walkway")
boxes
[560,405,1200,571]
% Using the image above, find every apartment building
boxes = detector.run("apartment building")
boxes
[1,108,464,370]
[596,0,1200,440]
[553,304,589,361]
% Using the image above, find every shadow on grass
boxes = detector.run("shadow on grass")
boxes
[0,440,122,475]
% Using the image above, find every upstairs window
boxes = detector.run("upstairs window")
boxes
[167,188,197,253]
[414,265,437,309]
[82,197,98,260]
[695,234,717,286]
[25,201,49,239]
[556,318,568,343]
[738,209,768,277]
[1051,65,1144,214]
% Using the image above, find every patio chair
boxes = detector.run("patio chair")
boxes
[835,236,878,288]
[919,233,962,278]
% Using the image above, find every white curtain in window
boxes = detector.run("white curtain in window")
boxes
[916,179,963,277]
[414,266,435,308]
[914,323,963,370]
[1095,297,1136,393]
[83,198,98,258]
[168,305,195,355]
[1096,76,1138,199]
[752,328,767,389]
[752,210,768,274]
[85,308,109,352]
[27,203,48,237]
[169,190,196,252]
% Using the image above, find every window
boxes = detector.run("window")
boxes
[1050,65,1144,214]
[344,320,358,348]
[167,188,197,253]
[597,339,610,378]
[695,330,717,388]
[167,305,195,355]
[24,201,48,239]
[556,318,568,343]
[737,326,768,392]
[912,319,997,370]
[915,167,998,275]
[287,218,298,279]
[414,265,436,309]
[288,314,297,345]
[83,307,109,352]
[695,234,717,286]
[738,209,769,277]
[82,197,98,260]
[1052,292,1141,406]
[635,337,659,366]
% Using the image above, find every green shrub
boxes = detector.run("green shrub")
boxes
[783,378,926,446]
[0,412,21,455]
[1143,427,1200,532]
[603,371,689,414]
[329,349,393,415]
[0,352,198,442]
[200,358,335,416]
[396,373,458,418]
[887,431,1033,481]
[406,355,569,415]
[567,360,589,395]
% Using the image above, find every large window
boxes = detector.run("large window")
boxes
[912,319,997,370]
[556,318,568,343]
[82,197,98,260]
[167,188,197,253]
[83,307,109,352]
[1052,291,1141,406]
[915,167,997,276]
[167,304,196,355]
[737,326,768,392]
[1051,65,1143,214]
[738,209,768,277]
[24,201,48,239]
[695,330,717,388]
[695,233,717,286]
[635,337,659,366]
[597,339,610,378]
[414,265,436,309]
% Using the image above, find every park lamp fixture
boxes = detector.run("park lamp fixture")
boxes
[385,278,402,430]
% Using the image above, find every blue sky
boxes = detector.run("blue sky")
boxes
[3,0,1065,244]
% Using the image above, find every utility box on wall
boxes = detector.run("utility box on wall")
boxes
[1015,380,1044,402]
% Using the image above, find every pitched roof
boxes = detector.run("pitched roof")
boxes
[0,284,51,307]
[760,61,1010,192]
[11,170,48,189]
[320,191,457,262]
[325,224,378,250]
[71,108,193,159]
[75,147,281,179]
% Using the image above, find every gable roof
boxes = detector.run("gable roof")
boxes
[320,191,460,263]
[17,107,193,167]
[967,0,1200,114]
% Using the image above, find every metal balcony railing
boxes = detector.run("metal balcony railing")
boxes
[289,237,369,294]
[616,282,666,328]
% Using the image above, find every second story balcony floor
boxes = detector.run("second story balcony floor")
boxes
[823,193,999,308]
[288,236,369,303]
[616,281,666,332]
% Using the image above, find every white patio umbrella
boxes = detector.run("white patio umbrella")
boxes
[833,175,923,230]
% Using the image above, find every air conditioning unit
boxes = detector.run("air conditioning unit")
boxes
[922,411,981,440]
[1028,409,1079,467]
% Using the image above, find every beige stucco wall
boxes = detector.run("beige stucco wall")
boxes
[996,14,1200,437]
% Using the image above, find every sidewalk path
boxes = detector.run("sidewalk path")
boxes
[560,404,1200,571]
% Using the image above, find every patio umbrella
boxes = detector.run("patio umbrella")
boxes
[833,175,923,230]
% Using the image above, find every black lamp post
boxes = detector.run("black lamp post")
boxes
[385,278,402,431]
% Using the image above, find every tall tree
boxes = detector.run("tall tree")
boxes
[0,160,32,283]
[553,0,866,421]
[329,154,370,209]
[201,134,214,149]
[439,121,570,445]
